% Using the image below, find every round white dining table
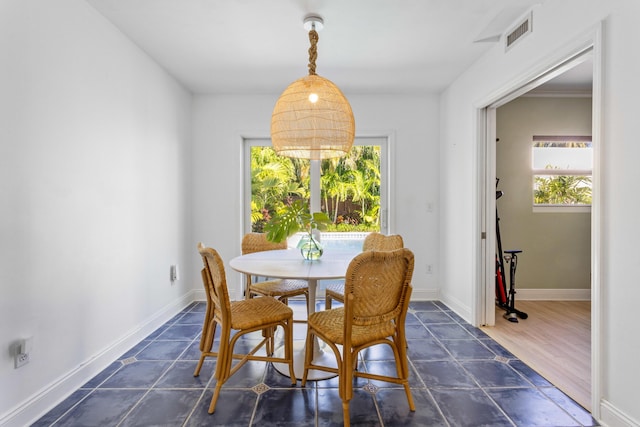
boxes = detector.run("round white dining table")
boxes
[229,247,360,380]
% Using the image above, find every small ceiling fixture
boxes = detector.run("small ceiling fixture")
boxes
[271,15,355,160]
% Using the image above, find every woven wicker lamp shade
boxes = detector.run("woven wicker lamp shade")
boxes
[271,15,355,160]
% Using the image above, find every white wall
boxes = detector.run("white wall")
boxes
[0,1,193,424]
[9,0,639,424]
[190,93,440,301]
[440,0,640,424]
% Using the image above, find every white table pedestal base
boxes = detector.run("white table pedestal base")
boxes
[272,338,339,381]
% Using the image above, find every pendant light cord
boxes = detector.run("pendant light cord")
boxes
[308,28,318,76]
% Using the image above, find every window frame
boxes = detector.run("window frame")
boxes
[242,136,390,235]
[531,135,593,213]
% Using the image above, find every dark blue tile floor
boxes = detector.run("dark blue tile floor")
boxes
[32,300,598,426]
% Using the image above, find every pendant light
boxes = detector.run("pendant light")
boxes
[271,15,355,160]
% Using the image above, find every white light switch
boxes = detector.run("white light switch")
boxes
[170,265,179,281]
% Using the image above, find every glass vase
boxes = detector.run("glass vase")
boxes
[297,234,323,260]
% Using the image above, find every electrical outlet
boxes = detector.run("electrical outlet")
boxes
[15,351,30,368]
[170,264,179,282]
[426,202,433,213]
[426,264,433,274]
[13,337,33,368]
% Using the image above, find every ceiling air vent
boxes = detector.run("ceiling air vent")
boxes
[505,12,532,52]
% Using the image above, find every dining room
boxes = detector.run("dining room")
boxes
[3,1,640,426]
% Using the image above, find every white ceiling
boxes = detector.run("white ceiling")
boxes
[530,58,593,94]
[86,0,557,95]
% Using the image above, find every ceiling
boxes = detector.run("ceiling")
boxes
[529,58,593,94]
[85,0,560,95]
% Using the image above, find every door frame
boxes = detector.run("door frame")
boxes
[474,24,603,417]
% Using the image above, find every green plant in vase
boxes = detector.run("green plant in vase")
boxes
[264,199,332,260]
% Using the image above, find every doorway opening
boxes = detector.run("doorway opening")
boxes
[475,34,602,416]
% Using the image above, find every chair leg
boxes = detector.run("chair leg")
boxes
[404,382,416,411]
[194,354,207,377]
[245,275,253,300]
[304,291,310,319]
[194,320,217,376]
[340,348,353,427]
[291,292,310,324]
[208,383,223,414]
[395,337,416,411]
[300,328,315,387]
[285,320,296,386]
[265,326,275,356]
[208,327,232,414]
[342,402,351,427]
[261,322,277,355]
[198,311,212,352]
[325,295,332,310]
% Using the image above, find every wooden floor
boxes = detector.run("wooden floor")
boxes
[481,301,591,411]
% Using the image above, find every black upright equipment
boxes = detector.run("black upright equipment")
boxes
[495,184,507,306]
[495,179,528,322]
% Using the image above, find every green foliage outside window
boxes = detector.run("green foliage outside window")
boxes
[532,138,592,206]
[250,146,380,233]
[534,171,592,205]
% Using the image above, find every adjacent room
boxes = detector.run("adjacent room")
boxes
[483,57,594,411]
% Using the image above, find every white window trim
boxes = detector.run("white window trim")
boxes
[242,137,390,234]
[533,205,591,213]
[532,135,592,211]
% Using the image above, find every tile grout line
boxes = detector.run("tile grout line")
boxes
[116,304,209,427]
[429,303,591,426]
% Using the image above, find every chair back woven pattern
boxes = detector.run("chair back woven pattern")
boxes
[345,248,414,326]
[242,232,287,255]
[362,232,404,251]
[324,233,404,311]
[199,245,232,324]
[196,243,216,353]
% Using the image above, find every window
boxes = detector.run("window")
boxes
[532,135,592,209]
[244,137,388,238]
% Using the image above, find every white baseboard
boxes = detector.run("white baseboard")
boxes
[600,399,640,427]
[1,291,195,427]
[409,288,440,302]
[438,292,472,324]
[193,288,206,301]
[516,288,591,301]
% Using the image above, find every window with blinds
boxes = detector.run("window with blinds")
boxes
[532,135,592,208]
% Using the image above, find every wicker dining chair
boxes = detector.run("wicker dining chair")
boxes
[301,248,416,426]
[195,243,296,414]
[325,232,404,309]
[242,233,310,319]
[193,243,217,377]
